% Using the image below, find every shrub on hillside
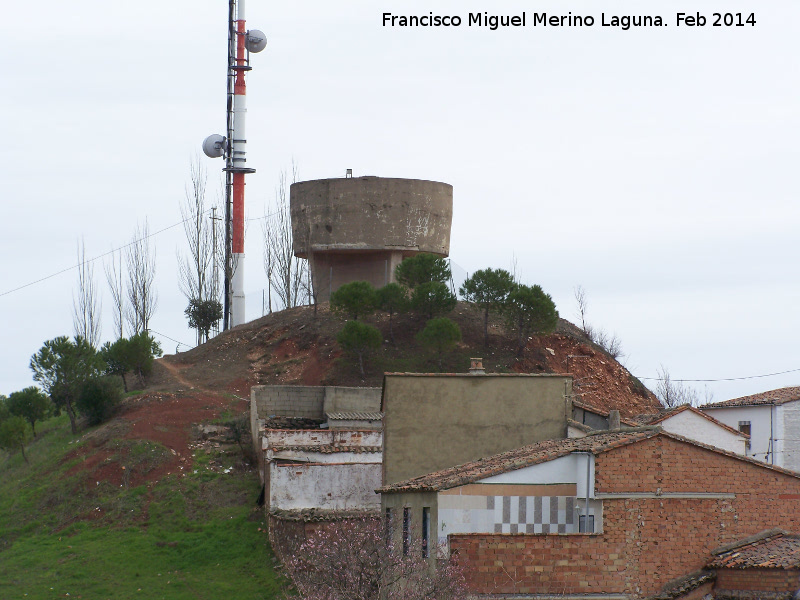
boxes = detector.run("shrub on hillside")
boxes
[7,387,52,437]
[77,376,124,426]
[337,321,382,379]
[330,281,379,321]
[416,318,462,371]
[410,281,457,320]
[0,416,32,464]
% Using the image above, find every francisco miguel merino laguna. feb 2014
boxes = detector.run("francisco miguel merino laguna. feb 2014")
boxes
[382,12,757,30]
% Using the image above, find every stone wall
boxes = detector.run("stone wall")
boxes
[448,435,800,598]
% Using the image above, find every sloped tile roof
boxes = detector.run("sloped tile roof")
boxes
[708,530,800,569]
[378,429,661,493]
[378,429,800,494]
[702,386,800,409]
[633,405,747,438]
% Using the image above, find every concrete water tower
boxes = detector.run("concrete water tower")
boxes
[290,176,453,301]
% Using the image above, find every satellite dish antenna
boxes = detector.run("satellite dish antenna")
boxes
[202,134,226,158]
[245,30,267,53]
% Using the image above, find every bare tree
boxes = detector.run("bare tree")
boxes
[281,518,466,600]
[262,166,308,312]
[178,160,221,344]
[573,285,624,360]
[574,285,589,333]
[655,365,701,408]
[125,221,157,335]
[104,250,126,340]
[72,238,101,347]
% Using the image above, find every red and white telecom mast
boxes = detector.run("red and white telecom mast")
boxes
[203,0,266,330]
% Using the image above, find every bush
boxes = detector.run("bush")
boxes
[0,416,32,463]
[410,281,457,320]
[330,281,378,321]
[7,387,52,437]
[416,318,462,370]
[76,376,124,426]
[394,253,451,289]
[337,321,382,379]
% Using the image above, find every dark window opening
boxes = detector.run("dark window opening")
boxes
[579,514,594,533]
[739,421,752,451]
[385,508,393,544]
[402,507,410,556]
[422,507,430,558]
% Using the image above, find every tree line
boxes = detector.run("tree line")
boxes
[330,254,559,378]
[0,333,162,464]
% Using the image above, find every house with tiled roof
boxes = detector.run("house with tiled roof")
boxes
[701,386,800,471]
[631,404,749,456]
[708,529,800,598]
[378,429,800,598]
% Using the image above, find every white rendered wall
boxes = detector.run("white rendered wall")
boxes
[701,405,775,465]
[480,454,595,498]
[660,411,747,455]
[269,462,381,511]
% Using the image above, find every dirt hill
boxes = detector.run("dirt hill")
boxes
[151,301,660,419]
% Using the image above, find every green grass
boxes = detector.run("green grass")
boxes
[0,414,284,600]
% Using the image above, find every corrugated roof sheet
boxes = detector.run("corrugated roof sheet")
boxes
[708,530,800,569]
[326,412,384,421]
[702,386,800,409]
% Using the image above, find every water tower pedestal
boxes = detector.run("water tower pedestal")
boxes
[290,177,453,301]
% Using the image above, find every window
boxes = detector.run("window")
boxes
[422,507,430,558]
[579,514,594,533]
[402,507,410,556]
[739,421,752,451]
[385,507,393,543]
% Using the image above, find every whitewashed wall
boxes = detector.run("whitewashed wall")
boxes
[779,402,800,472]
[269,462,381,511]
[702,405,775,465]
[660,411,747,455]
[262,429,383,450]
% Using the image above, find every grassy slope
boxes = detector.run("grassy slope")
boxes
[0,415,284,600]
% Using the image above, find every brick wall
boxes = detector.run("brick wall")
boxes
[449,435,800,598]
[716,568,800,593]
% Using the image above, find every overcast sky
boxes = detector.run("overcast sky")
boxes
[2,0,798,403]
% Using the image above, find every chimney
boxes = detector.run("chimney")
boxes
[608,410,621,430]
[469,358,485,375]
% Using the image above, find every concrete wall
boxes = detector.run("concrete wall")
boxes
[449,435,800,598]
[382,374,572,485]
[660,410,747,455]
[290,177,453,300]
[269,462,382,511]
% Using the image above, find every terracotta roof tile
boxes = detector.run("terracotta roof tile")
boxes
[379,429,800,494]
[708,530,800,569]
[271,445,381,454]
[702,386,800,409]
